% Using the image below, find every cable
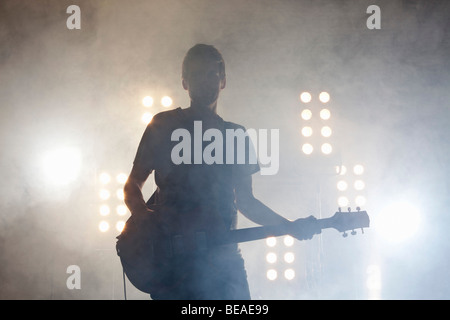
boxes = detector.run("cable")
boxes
[122,269,127,300]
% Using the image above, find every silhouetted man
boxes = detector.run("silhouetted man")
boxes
[122,44,318,299]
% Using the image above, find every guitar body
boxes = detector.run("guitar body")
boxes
[116,205,229,295]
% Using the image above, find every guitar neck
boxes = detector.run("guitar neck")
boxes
[221,218,334,245]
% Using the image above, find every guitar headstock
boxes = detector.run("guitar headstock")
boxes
[329,207,370,237]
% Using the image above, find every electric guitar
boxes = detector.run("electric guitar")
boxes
[116,207,369,295]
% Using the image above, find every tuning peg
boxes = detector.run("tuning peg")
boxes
[338,207,342,213]
[342,231,348,238]
[347,207,351,212]
[361,228,365,234]
[356,207,361,212]
[351,230,357,236]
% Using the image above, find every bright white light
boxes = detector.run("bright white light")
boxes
[375,202,421,243]
[319,91,330,103]
[42,147,82,186]
[354,180,365,191]
[302,143,313,155]
[353,164,364,175]
[142,112,153,124]
[266,252,277,264]
[116,220,126,232]
[321,126,332,137]
[301,109,312,121]
[116,188,124,201]
[355,195,367,207]
[161,96,173,107]
[99,205,110,216]
[284,269,295,280]
[142,96,153,107]
[338,196,349,207]
[321,143,332,155]
[99,221,109,233]
[337,180,348,191]
[99,189,110,200]
[284,252,295,263]
[366,264,382,300]
[300,92,312,103]
[266,269,277,281]
[116,205,127,216]
[319,109,331,120]
[283,235,294,247]
[116,173,128,184]
[266,237,277,247]
[99,172,111,185]
[336,165,347,176]
[301,126,313,137]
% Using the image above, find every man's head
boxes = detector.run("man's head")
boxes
[182,44,226,108]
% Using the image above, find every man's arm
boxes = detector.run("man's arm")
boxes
[123,163,153,217]
[234,174,290,226]
[235,174,320,240]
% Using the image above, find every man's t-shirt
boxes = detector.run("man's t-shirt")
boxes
[134,107,259,234]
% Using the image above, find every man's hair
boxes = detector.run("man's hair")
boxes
[182,44,226,80]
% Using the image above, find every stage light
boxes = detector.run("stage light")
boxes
[300,92,312,103]
[284,252,295,264]
[99,221,109,232]
[266,269,277,281]
[283,235,294,247]
[301,126,313,137]
[99,172,111,185]
[161,96,173,107]
[355,195,367,207]
[116,205,127,216]
[353,164,364,175]
[99,189,110,200]
[338,196,349,207]
[142,96,153,107]
[116,188,124,201]
[116,220,126,232]
[336,165,347,175]
[354,180,365,191]
[302,143,313,155]
[321,143,332,155]
[266,252,277,264]
[42,147,82,186]
[337,180,348,191]
[99,205,110,216]
[319,108,331,120]
[301,109,312,121]
[366,264,382,299]
[116,173,128,184]
[284,269,295,280]
[319,91,330,103]
[142,112,153,124]
[266,237,277,247]
[321,126,332,137]
[376,202,421,243]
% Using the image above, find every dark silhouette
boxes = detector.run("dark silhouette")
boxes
[121,44,319,299]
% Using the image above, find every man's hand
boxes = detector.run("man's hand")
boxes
[290,215,321,241]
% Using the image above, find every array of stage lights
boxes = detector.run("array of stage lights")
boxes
[299,91,333,156]
[265,235,297,281]
[335,164,367,208]
[97,172,129,233]
[141,95,173,124]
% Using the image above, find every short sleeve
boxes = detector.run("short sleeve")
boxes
[224,121,260,179]
[133,116,162,171]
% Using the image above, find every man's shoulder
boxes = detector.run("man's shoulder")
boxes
[223,119,246,131]
[152,107,183,122]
